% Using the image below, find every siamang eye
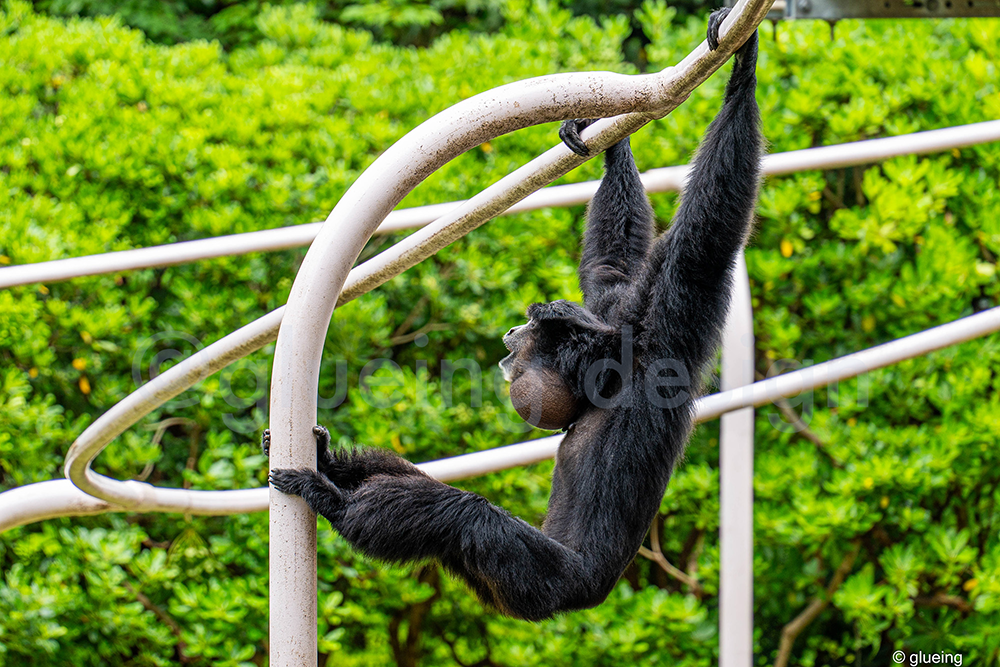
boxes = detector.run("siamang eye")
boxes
[503,323,528,351]
[507,320,536,338]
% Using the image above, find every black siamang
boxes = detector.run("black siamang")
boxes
[267,10,761,621]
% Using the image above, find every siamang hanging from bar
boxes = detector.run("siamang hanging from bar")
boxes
[267,10,761,621]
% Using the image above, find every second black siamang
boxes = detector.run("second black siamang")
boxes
[267,10,761,621]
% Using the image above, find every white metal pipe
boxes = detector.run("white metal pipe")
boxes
[420,306,1000,478]
[62,309,285,507]
[0,480,117,531]
[696,305,1000,422]
[417,435,563,481]
[0,224,323,289]
[719,254,756,667]
[0,479,267,532]
[266,5,771,663]
[6,118,995,290]
[758,119,1000,176]
[4,305,998,532]
[1,437,566,533]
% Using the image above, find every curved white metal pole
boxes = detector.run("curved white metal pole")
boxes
[4,119,998,289]
[54,5,756,524]
[7,106,999,528]
[719,254,755,667]
[62,309,285,508]
[0,480,116,526]
[267,4,771,663]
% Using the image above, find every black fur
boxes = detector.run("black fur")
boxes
[268,13,761,621]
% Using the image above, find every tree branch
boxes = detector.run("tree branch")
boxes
[387,322,451,347]
[389,565,442,667]
[637,516,703,596]
[914,592,972,614]
[756,371,842,468]
[136,417,196,482]
[123,580,191,663]
[774,541,860,667]
[183,425,202,491]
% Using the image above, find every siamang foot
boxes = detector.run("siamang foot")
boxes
[268,467,314,496]
[313,424,335,473]
[707,7,732,51]
[313,424,331,450]
[269,468,345,519]
[265,424,419,490]
[559,118,598,157]
[261,425,332,467]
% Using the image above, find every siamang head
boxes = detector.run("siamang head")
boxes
[499,300,617,430]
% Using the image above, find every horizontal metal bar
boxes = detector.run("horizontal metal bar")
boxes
[2,120,998,289]
[697,305,1000,421]
[4,306,996,532]
[429,306,1000,480]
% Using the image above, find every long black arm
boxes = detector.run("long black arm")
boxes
[638,15,761,369]
[561,120,655,323]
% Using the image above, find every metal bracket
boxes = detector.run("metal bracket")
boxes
[731,0,1000,20]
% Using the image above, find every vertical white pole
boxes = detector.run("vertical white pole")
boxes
[719,252,755,667]
[269,359,319,665]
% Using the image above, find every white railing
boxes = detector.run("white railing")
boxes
[2,0,1000,663]
[2,119,997,291]
[4,302,997,522]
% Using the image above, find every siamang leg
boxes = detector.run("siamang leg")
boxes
[263,426,420,491]
[322,447,423,490]
[268,466,606,621]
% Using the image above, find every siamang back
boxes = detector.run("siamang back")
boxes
[268,10,762,621]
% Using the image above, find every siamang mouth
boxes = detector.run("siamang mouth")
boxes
[498,354,515,382]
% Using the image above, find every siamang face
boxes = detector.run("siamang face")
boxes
[499,300,604,430]
[498,321,534,383]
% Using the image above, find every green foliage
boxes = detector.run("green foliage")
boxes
[32,0,509,48]
[1,1,1000,665]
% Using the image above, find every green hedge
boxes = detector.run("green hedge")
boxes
[31,0,509,48]
[1,1,999,665]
